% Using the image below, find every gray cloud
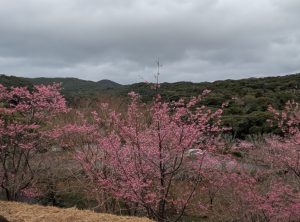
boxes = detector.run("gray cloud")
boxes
[0,0,299,84]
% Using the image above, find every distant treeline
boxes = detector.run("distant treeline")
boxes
[1,73,300,138]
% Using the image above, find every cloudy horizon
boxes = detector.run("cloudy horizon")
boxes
[0,0,299,84]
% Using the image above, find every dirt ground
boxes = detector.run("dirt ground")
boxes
[0,201,153,222]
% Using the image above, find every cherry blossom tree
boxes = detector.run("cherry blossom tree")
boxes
[267,101,300,178]
[218,101,300,221]
[0,83,67,201]
[68,91,224,221]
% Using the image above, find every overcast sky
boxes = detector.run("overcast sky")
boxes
[0,0,299,84]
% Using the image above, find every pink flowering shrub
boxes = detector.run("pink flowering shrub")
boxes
[215,101,300,221]
[0,83,67,201]
[68,91,224,221]
[67,93,300,221]
[194,100,300,221]
[267,101,300,178]
[20,187,42,199]
[198,159,300,221]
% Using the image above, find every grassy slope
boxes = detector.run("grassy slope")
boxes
[0,201,153,222]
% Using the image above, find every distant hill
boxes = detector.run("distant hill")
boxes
[0,74,32,88]
[97,79,122,89]
[125,74,300,102]
[7,76,122,91]
[30,77,122,91]
[0,75,123,103]
[2,73,300,138]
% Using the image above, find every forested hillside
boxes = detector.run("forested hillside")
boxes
[1,73,300,137]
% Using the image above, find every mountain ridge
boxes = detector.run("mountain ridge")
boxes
[0,75,122,91]
[2,72,300,89]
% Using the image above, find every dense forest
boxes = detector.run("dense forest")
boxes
[1,73,300,138]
